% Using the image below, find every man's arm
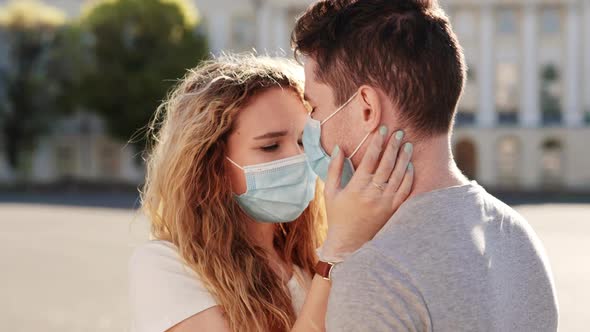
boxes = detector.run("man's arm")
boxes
[326,247,432,332]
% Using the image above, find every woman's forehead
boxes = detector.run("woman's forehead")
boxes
[232,88,307,136]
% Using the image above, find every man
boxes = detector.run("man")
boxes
[292,0,559,331]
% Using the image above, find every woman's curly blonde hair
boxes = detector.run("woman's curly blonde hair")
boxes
[141,54,326,332]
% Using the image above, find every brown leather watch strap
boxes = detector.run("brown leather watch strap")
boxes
[315,261,335,281]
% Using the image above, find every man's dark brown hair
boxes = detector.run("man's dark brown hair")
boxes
[292,0,466,137]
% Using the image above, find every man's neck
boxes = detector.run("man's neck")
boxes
[408,134,470,200]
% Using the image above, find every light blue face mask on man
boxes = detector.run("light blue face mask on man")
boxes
[302,91,371,187]
[226,154,317,223]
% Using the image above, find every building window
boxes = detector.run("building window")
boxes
[453,9,476,40]
[56,144,76,179]
[231,15,255,51]
[467,66,476,81]
[541,138,563,188]
[454,139,477,180]
[456,65,477,126]
[455,112,476,126]
[99,143,120,179]
[540,64,562,125]
[497,136,521,188]
[496,61,519,125]
[497,8,518,35]
[541,8,561,35]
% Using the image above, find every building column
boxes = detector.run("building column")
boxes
[31,137,55,183]
[584,0,590,119]
[207,10,230,55]
[273,6,291,55]
[564,2,582,127]
[520,3,540,128]
[520,132,540,190]
[256,2,273,52]
[476,131,496,187]
[478,4,496,128]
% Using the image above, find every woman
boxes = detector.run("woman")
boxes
[129,54,413,332]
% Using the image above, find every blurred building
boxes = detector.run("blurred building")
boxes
[29,112,144,185]
[0,0,589,191]
[0,0,147,185]
[444,0,590,191]
[200,0,590,192]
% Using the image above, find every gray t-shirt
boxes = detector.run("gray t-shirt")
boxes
[327,182,558,332]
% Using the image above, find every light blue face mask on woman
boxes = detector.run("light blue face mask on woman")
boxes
[226,154,317,223]
[302,91,371,187]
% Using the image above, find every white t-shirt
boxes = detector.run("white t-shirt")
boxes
[129,240,312,332]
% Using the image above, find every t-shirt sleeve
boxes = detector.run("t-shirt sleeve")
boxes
[326,247,432,332]
[129,241,218,332]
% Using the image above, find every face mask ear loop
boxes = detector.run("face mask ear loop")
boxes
[348,131,372,160]
[226,157,244,170]
[319,91,360,126]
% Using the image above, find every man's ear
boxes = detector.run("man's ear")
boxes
[358,85,382,132]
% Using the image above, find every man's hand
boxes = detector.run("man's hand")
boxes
[321,127,414,262]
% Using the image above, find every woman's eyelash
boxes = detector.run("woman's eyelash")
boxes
[261,144,279,151]
[261,141,302,151]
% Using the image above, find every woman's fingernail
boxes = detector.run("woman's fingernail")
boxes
[404,142,413,153]
[395,130,404,141]
[408,162,413,171]
[379,125,388,136]
[332,145,340,157]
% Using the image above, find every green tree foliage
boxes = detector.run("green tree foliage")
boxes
[80,0,208,142]
[0,0,66,169]
[45,25,95,117]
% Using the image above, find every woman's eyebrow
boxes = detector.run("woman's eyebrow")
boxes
[253,131,288,140]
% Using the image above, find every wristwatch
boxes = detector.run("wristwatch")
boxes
[315,260,337,281]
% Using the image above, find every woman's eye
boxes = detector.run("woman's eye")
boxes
[261,144,279,152]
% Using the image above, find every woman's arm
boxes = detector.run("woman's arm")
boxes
[167,278,330,332]
[166,306,231,332]
[292,275,331,331]
[292,127,414,331]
